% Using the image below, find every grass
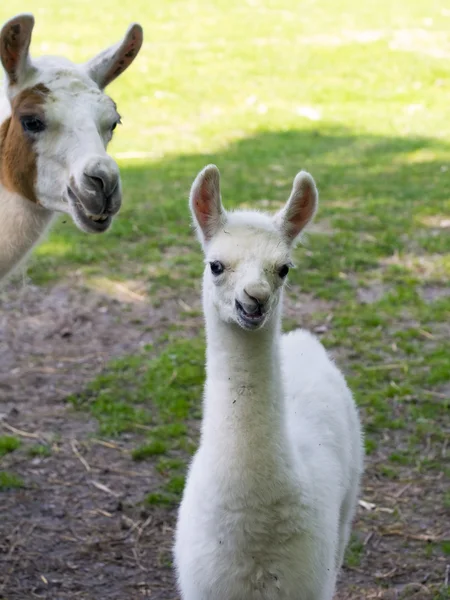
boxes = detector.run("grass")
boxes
[444,491,450,511]
[1,0,449,590]
[0,471,24,491]
[344,534,365,568]
[0,436,21,457]
[27,444,52,458]
[71,337,204,502]
[146,492,172,506]
[132,439,168,460]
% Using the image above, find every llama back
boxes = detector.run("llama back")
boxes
[281,328,357,429]
[281,328,363,546]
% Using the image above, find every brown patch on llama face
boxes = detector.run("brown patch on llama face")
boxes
[0,84,49,204]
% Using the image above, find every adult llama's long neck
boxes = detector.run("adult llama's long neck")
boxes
[0,186,54,281]
[0,98,54,281]
[201,304,293,498]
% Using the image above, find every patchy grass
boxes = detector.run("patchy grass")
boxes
[27,444,52,458]
[0,471,24,491]
[344,534,365,568]
[71,337,204,501]
[146,491,176,507]
[444,491,450,511]
[2,0,450,296]
[0,436,21,457]
[132,440,168,460]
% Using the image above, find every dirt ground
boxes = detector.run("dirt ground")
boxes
[0,279,448,600]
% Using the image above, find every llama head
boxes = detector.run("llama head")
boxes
[190,164,318,331]
[0,14,143,233]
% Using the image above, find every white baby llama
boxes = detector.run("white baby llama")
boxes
[174,165,364,600]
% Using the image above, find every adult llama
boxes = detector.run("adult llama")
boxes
[0,13,143,281]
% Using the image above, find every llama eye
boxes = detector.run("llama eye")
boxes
[210,261,225,275]
[278,264,290,278]
[111,119,122,131]
[111,117,122,133]
[20,116,46,134]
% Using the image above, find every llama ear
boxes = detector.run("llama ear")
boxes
[274,171,318,243]
[190,164,226,245]
[0,14,35,87]
[84,23,143,90]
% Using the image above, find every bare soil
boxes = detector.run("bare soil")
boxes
[0,280,448,599]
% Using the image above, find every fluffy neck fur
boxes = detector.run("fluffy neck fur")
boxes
[201,292,294,500]
[0,97,55,281]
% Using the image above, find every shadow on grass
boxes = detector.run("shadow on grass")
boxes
[30,122,450,288]
[55,123,450,441]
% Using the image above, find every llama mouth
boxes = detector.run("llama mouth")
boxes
[235,300,266,329]
[66,187,112,233]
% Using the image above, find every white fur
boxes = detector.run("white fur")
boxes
[174,165,364,600]
[0,14,143,282]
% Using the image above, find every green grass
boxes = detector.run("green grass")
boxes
[2,0,450,294]
[2,0,449,574]
[132,440,169,460]
[146,491,175,506]
[444,492,450,511]
[0,436,21,457]
[27,444,52,458]
[344,534,364,568]
[71,337,204,496]
[0,471,24,491]
[145,474,186,506]
[71,337,204,435]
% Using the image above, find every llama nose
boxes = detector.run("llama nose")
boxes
[84,167,119,200]
[82,158,121,215]
[243,282,271,309]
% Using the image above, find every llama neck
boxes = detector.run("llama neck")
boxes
[0,184,55,281]
[202,305,293,496]
[0,97,55,281]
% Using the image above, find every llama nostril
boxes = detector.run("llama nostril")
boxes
[247,293,261,306]
[86,174,105,192]
[104,174,119,199]
[244,287,270,308]
[85,172,119,200]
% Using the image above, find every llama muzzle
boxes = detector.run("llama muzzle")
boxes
[67,156,122,232]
